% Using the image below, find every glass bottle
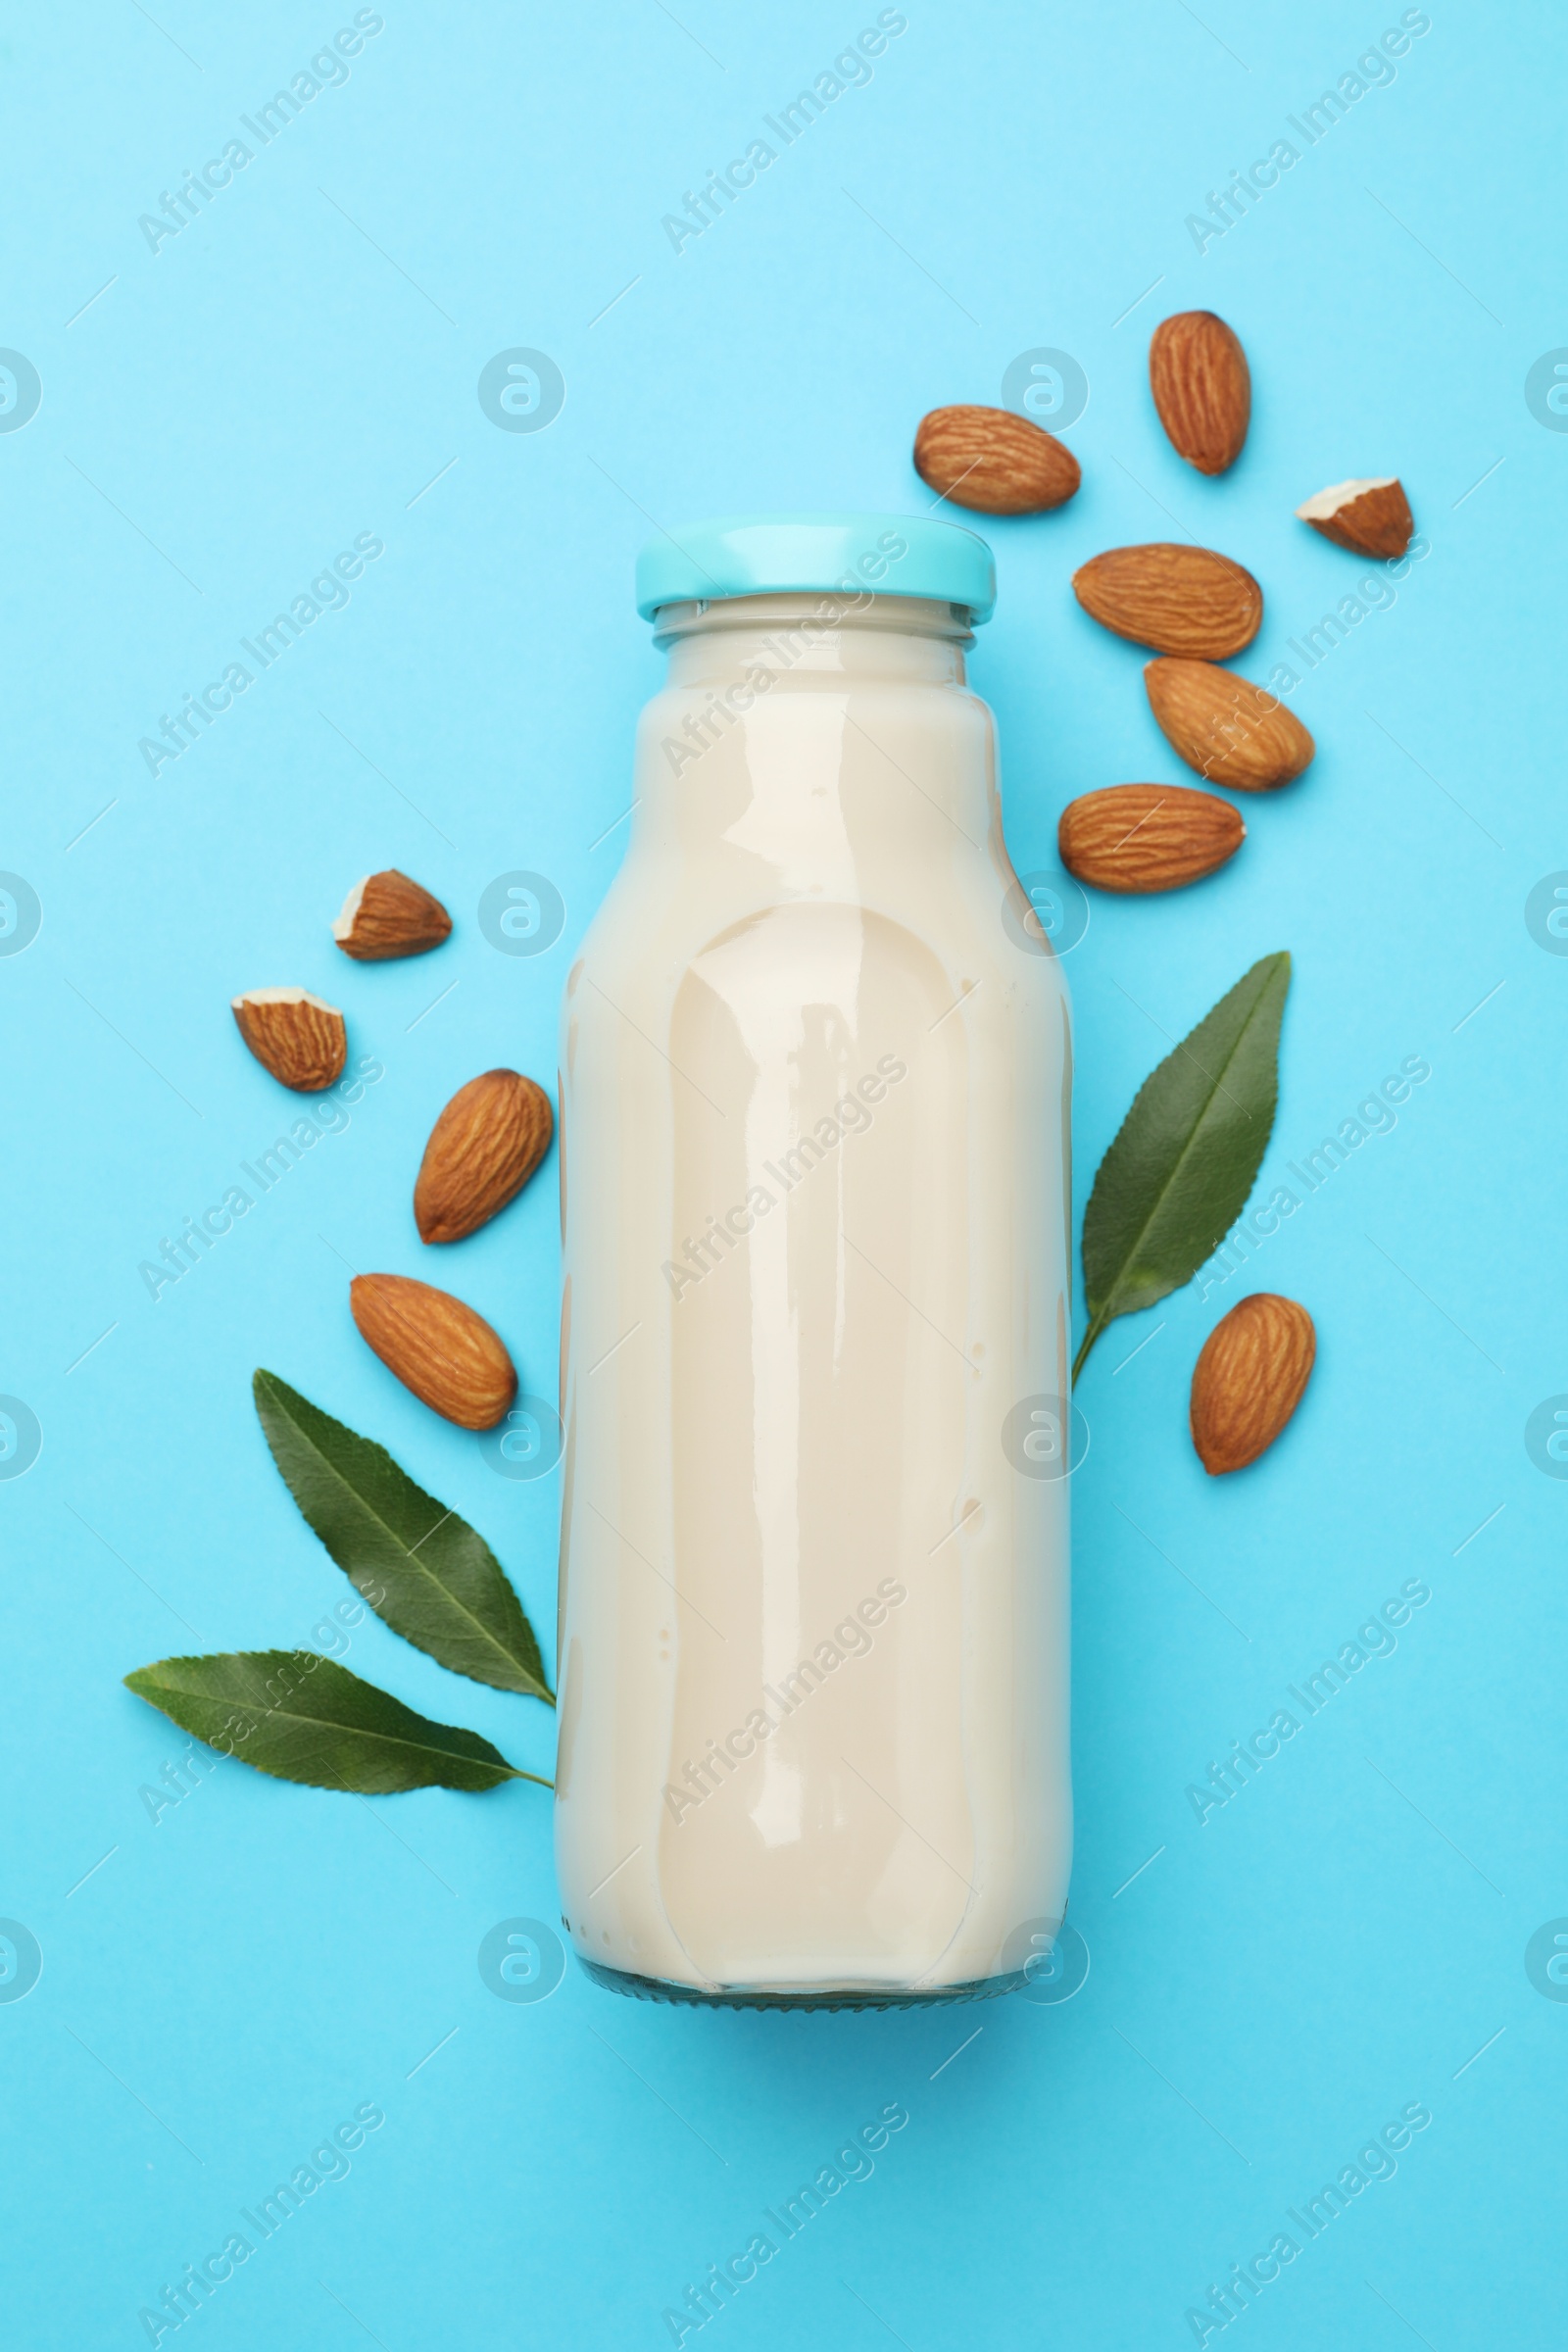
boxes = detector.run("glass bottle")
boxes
[556,516,1072,2006]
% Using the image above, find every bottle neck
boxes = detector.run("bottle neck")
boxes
[654,592,972,691]
[635,592,997,870]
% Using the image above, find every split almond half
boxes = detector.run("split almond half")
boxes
[333,869,452,960]
[1072,543,1261,660]
[1191,1293,1315,1474]
[1149,312,1250,474]
[231,988,347,1092]
[1296,477,1413,560]
[1058,784,1244,895]
[416,1070,555,1243]
[350,1273,517,1429]
[1145,658,1314,792]
[913,405,1081,514]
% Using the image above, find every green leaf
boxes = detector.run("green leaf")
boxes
[124,1651,550,1793]
[253,1370,553,1704]
[1075,952,1291,1380]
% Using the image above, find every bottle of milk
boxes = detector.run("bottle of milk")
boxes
[555,514,1072,2006]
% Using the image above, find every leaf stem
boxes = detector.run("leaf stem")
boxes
[1072,1312,1107,1386]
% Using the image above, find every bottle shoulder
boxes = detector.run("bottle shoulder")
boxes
[566,879,1070,1038]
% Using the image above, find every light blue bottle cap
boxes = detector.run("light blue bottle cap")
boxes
[635,513,996,624]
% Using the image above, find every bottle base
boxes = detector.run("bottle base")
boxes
[575,1955,1036,2012]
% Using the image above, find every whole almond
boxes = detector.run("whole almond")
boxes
[1296,476,1413,560]
[1058,784,1244,895]
[1073,544,1261,660]
[415,1070,554,1244]
[1190,1293,1315,1474]
[231,988,347,1092]
[1149,312,1250,475]
[1145,658,1314,791]
[913,405,1081,514]
[350,1273,517,1430]
[333,869,452,960]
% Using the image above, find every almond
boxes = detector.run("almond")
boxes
[349,1273,517,1430]
[1057,784,1244,895]
[1072,544,1261,660]
[1149,312,1250,475]
[1190,1293,1315,1475]
[913,405,1081,514]
[333,869,452,960]
[415,1070,554,1244]
[231,988,347,1092]
[1145,658,1314,792]
[1296,476,1413,560]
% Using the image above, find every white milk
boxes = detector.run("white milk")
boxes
[555,580,1072,2005]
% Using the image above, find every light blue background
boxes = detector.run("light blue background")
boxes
[2,3,1563,2345]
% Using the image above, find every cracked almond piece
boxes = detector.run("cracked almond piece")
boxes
[913,405,1081,514]
[333,869,452,960]
[1057,784,1244,894]
[231,988,347,1092]
[415,1070,555,1243]
[1149,311,1250,474]
[350,1273,517,1430]
[1190,1294,1315,1474]
[1296,477,1413,560]
[1145,658,1314,791]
